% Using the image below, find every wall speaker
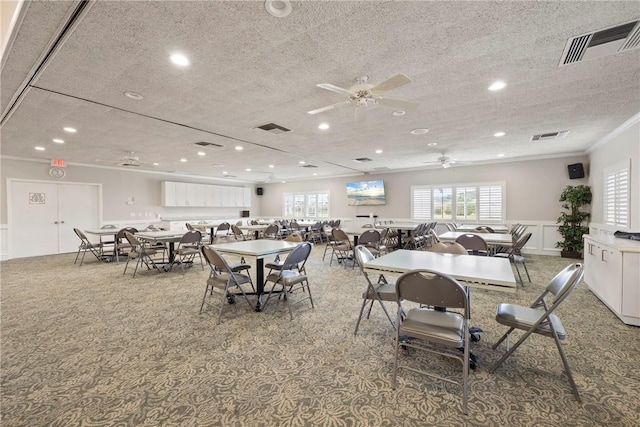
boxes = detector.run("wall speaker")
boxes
[568,163,585,179]
[256,187,264,196]
[241,210,250,218]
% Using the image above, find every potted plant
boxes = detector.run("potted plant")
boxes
[556,184,592,258]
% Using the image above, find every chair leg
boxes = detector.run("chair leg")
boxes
[513,262,524,285]
[551,331,581,401]
[523,261,531,282]
[354,299,371,336]
[74,248,81,264]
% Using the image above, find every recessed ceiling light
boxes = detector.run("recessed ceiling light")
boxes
[392,110,406,116]
[180,158,187,162]
[269,164,274,168]
[318,122,330,130]
[313,173,318,176]
[488,81,507,91]
[63,127,77,133]
[35,146,45,151]
[197,151,206,156]
[265,0,292,18]
[427,142,438,147]
[497,153,505,157]
[494,132,506,137]
[153,162,160,166]
[52,139,64,144]
[170,53,190,67]
[299,161,306,164]
[223,171,228,175]
[410,128,429,135]
[375,149,383,154]
[246,168,252,172]
[281,181,286,183]
[235,146,243,151]
[124,91,144,100]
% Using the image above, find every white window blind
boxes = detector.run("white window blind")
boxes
[604,161,630,228]
[478,185,503,221]
[411,182,505,222]
[412,187,431,219]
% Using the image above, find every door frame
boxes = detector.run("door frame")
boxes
[6,178,103,259]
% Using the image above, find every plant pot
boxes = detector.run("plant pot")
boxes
[561,250,583,259]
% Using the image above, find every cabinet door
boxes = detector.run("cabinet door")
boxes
[596,244,623,312]
[162,182,177,206]
[184,183,196,206]
[173,183,188,206]
[195,184,207,206]
[211,186,222,207]
[243,187,252,207]
[622,252,640,318]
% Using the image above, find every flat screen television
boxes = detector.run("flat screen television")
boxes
[346,179,386,206]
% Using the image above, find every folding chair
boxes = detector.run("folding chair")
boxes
[393,269,471,414]
[73,228,105,265]
[490,263,585,401]
[122,231,167,277]
[494,232,532,285]
[169,230,204,273]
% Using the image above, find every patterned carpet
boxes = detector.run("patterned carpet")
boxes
[1,245,639,426]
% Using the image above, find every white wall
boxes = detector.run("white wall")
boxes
[588,114,640,235]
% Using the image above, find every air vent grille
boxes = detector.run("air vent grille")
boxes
[254,123,291,134]
[301,164,318,168]
[530,130,569,141]
[560,20,640,66]
[194,141,224,148]
[353,157,373,163]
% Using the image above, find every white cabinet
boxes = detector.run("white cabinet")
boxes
[162,182,251,208]
[584,235,640,326]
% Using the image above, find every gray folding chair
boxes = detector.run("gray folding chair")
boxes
[455,233,489,256]
[122,231,167,277]
[357,229,383,257]
[494,232,532,285]
[393,269,471,414]
[169,230,204,273]
[490,263,585,401]
[73,228,105,265]
[200,246,255,324]
[262,242,314,320]
[353,245,398,336]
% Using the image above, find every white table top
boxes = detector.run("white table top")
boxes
[456,224,510,233]
[238,224,269,231]
[85,228,118,236]
[438,231,514,245]
[211,240,300,259]
[363,250,516,293]
[380,222,422,230]
[136,230,185,241]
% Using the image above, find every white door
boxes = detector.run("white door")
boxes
[9,180,101,258]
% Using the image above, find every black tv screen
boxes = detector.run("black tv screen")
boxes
[346,180,386,206]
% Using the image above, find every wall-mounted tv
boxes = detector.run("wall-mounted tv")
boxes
[346,179,386,206]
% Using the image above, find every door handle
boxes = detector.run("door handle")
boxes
[60,221,65,224]
[54,221,59,224]
[601,249,607,262]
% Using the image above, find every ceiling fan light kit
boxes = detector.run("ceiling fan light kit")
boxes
[265,0,292,18]
[308,73,418,122]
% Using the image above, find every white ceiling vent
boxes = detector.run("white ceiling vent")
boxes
[560,20,640,65]
[254,123,291,134]
[530,130,569,142]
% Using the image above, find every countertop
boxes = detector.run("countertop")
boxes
[584,234,640,253]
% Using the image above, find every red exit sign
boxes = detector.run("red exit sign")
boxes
[51,158,66,167]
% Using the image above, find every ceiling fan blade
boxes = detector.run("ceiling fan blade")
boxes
[370,73,411,92]
[376,97,418,112]
[355,105,367,123]
[307,101,351,115]
[316,83,356,96]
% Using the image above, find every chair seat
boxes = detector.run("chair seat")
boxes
[176,247,199,256]
[495,303,566,339]
[265,260,284,270]
[363,282,396,301]
[208,272,252,289]
[130,248,160,258]
[229,263,251,273]
[401,308,464,347]
[266,269,307,286]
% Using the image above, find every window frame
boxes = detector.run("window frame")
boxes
[283,191,330,219]
[411,181,506,223]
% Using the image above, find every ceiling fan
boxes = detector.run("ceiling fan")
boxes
[307,73,418,122]
[423,154,468,169]
[95,152,157,167]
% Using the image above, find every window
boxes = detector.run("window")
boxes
[411,182,505,222]
[604,160,629,228]
[284,192,330,218]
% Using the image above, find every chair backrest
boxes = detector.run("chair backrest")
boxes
[217,222,230,233]
[396,269,469,316]
[264,223,279,237]
[547,263,584,302]
[429,242,468,255]
[331,228,351,245]
[281,242,312,271]
[101,224,117,229]
[455,234,488,253]
[124,231,142,248]
[429,229,440,244]
[231,224,245,239]
[145,224,160,231]
[354,245,375,273]
[284,233,303,242]
[185,223,195,231]
[74,228,89,242]
[358,229,381,246]
[201,245,233,274]
[362,223,373,228]
[116,227,138,240]
[180,230,202,245]
[510,232,532,255]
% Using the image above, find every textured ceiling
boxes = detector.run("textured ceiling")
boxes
[1,0,639,183]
